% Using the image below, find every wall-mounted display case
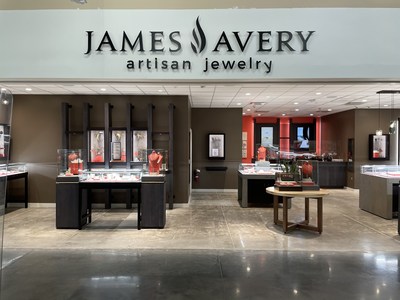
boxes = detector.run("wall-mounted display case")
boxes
[89,130,104,163]
[132,130,148,162]
[110,130,126,162]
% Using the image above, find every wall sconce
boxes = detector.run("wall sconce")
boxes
[377,90,399,135]
[389,93,396,134]
[0,88,11,105]
[375,92,382,136]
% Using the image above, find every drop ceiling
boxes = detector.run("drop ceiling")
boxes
[1,81,399,117]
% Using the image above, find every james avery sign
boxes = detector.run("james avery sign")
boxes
[84,17,315,76]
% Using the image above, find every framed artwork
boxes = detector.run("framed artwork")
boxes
[369,134,390,160]
[132,130,148,162]
[261,126,273,147]
[208,133,225,159]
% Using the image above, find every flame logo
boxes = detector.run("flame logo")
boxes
[191,17,206,54]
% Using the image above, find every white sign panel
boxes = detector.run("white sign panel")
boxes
[1,8,400,81]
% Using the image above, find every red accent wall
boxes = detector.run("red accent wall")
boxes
[280,117,290,154]
[242,116,254,163]
[242,116,321,162]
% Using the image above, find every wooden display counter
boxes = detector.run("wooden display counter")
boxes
[238,170,276,207]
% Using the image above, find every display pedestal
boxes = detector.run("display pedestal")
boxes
[141,175,166,228]
[56,176,88,229]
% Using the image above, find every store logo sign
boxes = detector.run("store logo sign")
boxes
[191,17,206,54]
[83,16,315,76]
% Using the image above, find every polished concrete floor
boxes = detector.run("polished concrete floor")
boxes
[1,188,400,299]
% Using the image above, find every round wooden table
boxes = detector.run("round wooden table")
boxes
[266,186,330,234]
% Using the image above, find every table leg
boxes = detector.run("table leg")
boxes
[283,196,288,233]
[317,197,323,233]
[273,195,279,225]
[305,197,309,225]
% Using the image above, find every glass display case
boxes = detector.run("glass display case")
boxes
[57,149,86,176]
[255,144,280,161]
[141,149,168,175]
[239,162,282,175]
[361,165,400,178]
[0,162,27,176]
[80,168,142,183]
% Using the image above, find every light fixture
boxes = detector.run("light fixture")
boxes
[71,0,87,4]
[376,92,382,135]
[389,93,396,134]
[377,90,400,135]
[0,88,12,105]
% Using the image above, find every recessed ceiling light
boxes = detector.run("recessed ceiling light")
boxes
[246,108,251,111]
[310,113,314,116]
[237,103,242,106]
[245,93,251,96]
[294,102,299,105]
[316,92,322,95]
[282,113,286,116]
[327,109,332,112]
[100,88,107,92]
[25,88,32,92]
[295,109,299,112]
[362,99,367,102]
[242,112,246,115]
[257,113,261,116]
[158,89,163,92]
[383,104,389,107]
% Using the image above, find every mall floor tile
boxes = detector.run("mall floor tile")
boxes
[1,188,400,299]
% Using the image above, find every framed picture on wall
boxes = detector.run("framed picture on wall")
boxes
[369,134,390,160]
[261,126,274,147]
[208,133,225,159]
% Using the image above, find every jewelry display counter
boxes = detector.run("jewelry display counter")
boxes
[359,165,400,219]
[0,163,28,208]
[56,149,167,229]
[238,163,282,207]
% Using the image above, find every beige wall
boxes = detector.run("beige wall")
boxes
[10,94,191,204]
[1,0,400,9]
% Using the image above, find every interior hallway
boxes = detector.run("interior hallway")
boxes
[1,188,400,299]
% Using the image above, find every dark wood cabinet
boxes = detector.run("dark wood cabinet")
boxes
[311,161,347,188]
[141,176,166,228]
[56,177,88,229]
